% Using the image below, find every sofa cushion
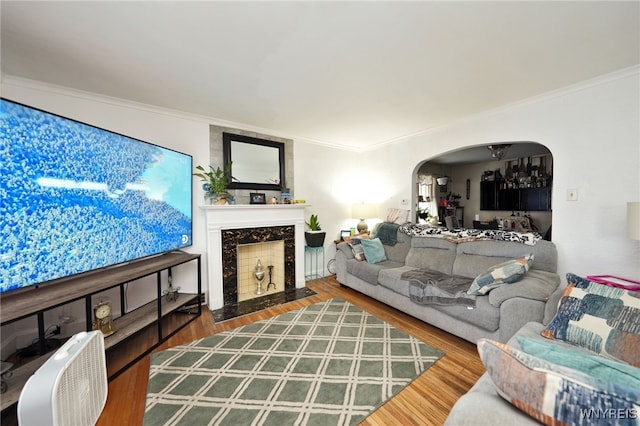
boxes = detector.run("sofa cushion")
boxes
[432,296,500,332]
[453,240,557,276]
[405,238,457,275]
[378,266,416,297]
[360,238,387,264]
[488,270,561,307]
[445,373,538,425]
[467,254,533,295]
[453,253,513,280]
[383,230,411,263]
[345,258,403,286]
[542,273,640,367]
[478,338,640,426]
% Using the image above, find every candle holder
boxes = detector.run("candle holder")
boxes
[267,265,275,290]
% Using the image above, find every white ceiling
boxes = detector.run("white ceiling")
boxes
[2,1,639,151]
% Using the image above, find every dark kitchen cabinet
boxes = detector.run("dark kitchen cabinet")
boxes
[520,187,551,211]
[498,188,520,211]
[481,183,551,212]
[480,181,498,210]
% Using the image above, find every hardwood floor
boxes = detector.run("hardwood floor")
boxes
[97,276,485,425]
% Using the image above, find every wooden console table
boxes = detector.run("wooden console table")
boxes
[0,252,202,412]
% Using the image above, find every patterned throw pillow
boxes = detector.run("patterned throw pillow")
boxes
[385,208,410,224]
[467,254,534,295]
[360,238,387,264]
[344,235,369,262]
[478,338,640,426]
[542,273,640,367]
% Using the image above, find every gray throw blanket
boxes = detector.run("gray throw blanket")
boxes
[402,269,476,308]
[376,222,400,245]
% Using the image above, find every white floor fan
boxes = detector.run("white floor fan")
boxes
[18,331,108,426]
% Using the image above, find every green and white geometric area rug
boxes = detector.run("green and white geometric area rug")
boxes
[144,298,444,426]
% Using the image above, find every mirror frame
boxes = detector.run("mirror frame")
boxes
[223,132,285,190]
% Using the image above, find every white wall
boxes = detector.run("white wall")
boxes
[296,67,639,281]
[293,141,360,266]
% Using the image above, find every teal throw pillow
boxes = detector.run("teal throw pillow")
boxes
[467,254,534,295]
[360,238,387,264]
[518,337,640,389]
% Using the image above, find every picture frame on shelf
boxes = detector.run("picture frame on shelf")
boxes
[250,193,266,204]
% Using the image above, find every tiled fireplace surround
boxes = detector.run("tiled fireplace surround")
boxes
[201,204,307,310]
[224,228,291,304]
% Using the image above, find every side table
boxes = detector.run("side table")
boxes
[304,246,325,281]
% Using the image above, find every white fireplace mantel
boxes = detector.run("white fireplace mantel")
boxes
[199,204,308,309]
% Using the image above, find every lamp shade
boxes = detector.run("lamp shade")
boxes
[628,202,640,240]
[352,203,378,220]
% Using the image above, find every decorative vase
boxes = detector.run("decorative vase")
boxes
[204,191,215,204]
[255,259,265,295]
[280,188,292,204]
[206,191,233,205]
[305,231,326,247]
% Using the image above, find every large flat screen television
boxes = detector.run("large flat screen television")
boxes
[0,98,193,294]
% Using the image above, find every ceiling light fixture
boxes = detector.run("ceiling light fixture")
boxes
[487,144,512,161]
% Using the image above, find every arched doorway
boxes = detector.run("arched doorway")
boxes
[413,142,553,239]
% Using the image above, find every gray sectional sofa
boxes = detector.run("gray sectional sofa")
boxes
[337,225,640,424]
[335,225,562,344]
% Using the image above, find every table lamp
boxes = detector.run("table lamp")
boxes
[352,203,377,234]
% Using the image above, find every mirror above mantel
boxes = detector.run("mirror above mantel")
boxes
[223,132,285,190]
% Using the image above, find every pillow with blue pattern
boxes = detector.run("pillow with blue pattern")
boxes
[478,338,640,426]
[467,254,534,295]
[542,273,640,367]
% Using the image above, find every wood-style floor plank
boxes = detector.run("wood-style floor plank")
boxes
[97,277,485,425]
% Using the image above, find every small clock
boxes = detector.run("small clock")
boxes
[93,301,116,337]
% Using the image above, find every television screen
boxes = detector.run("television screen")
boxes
[0,98,193,293]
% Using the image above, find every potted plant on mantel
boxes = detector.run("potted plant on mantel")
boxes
[305,214,326,247]
[193,163,234,205]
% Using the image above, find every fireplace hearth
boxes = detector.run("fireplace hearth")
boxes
[211,287,316,322]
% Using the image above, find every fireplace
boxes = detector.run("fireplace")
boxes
[200,204,307,310]
[222,226,294,305]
